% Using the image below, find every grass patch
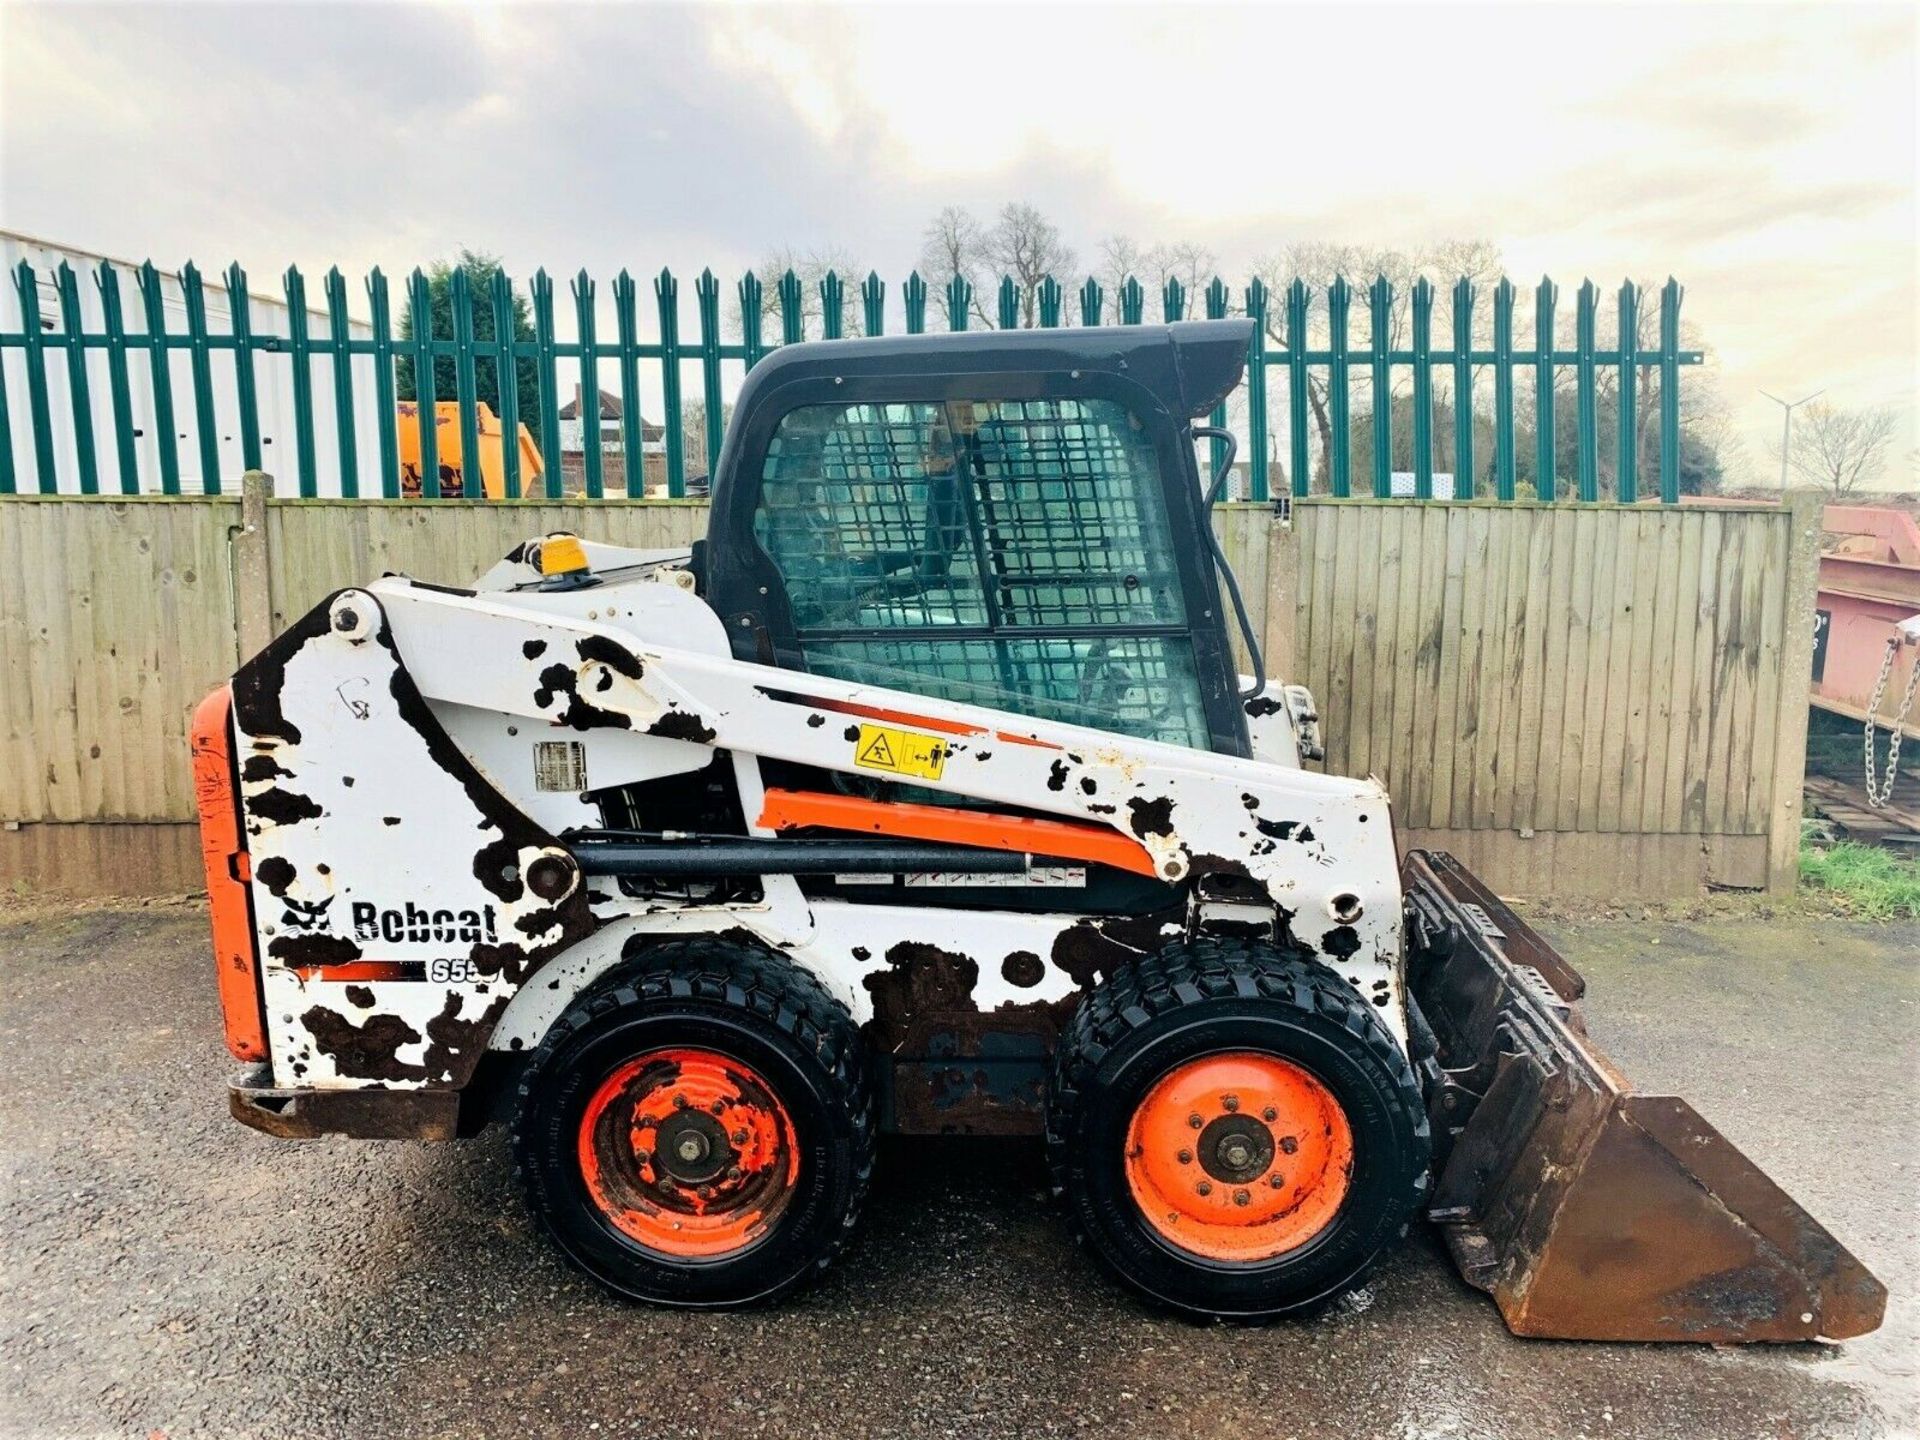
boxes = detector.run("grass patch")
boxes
[1799,840,1920,921]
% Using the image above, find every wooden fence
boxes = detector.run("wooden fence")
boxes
[0,489,1818,898]
[1289,498,1819,895]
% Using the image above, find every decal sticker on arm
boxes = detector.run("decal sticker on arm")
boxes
[853,724,948,781]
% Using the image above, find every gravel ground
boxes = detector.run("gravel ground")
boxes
[0,902,1913,1440]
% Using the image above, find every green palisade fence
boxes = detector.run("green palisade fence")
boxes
[0,259,1701,503]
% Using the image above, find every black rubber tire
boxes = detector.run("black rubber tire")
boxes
[510,939,874,1308]
[1046,938,1430,1321]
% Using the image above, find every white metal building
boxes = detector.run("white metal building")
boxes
[1,230,378,495]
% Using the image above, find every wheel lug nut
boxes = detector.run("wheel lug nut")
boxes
[1187,1112,1203,1129]
[732,1129,748,1145]
[710,1100,726,1116]
[1196,1181,1212,1196]
[1222,1095,1239,1112]
[1176,1149,1193,1165]
[1262,1106,1278,1122]
[634,1148,651,1166]
[1233,1189,1250,1207]
[673,1094,689,1110]
[726,1166,742,1181]
[698,1183,714,1198]
[1269,1173,1285,1188]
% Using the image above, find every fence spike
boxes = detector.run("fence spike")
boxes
[366,267,401,497]
[777,268,804,345]
[1244,276,1269,501]
[1079,277,1103,327]
[656,266,685,498]
[94,260,139,493]
[998,275,1019,330]
[1327,276,1352,498]
[12,261,57,492]
[135,260,181,494]
[1659,277,1683,503]
[224,262,263,476]
[320,266,359,498]
[1449,277,1476,497]
[1411,277,1434,500]
[1367,274,1393,498]
[695,268,724,487]
[862,270,885,336]
[820,270,845,341]
[1614,277,1642,505]
[568,268,601,500]
[1491,276,1516,499]
[1203,276,1232,480]
[48,262,98,494]
[904,271,927,334]
[945,273,970,331]
[283,263,319,496]
[403,266,438,497]
[490,267,521,498]
[530,268,563,494]
[739,271,766,368]
[1533,275,1559,500]
[1038,275,1062,328]
[1285,278,1310,497]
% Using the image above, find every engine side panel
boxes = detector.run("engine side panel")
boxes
[229,589,594,1090]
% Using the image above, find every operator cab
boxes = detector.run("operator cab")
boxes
[701,321,1260,758]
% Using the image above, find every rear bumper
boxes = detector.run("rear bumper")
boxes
[228,1065,460,1141]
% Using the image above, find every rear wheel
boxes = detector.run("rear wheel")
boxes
[1047,938,1429,1320]
[511,940,873,1307]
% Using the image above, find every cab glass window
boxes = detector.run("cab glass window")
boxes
[753,397,1207,748]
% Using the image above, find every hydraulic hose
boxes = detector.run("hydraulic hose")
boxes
[1191,425,1267,701]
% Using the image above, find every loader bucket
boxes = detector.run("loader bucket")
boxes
[1401,850,1886,1343]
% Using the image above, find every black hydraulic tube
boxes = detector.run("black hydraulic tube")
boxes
[569,834,1031,877]
[1191,424,1268,700]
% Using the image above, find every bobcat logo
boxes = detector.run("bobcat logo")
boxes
[280,895,334,934]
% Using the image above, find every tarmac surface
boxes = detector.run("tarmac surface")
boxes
[1,901,1914,1440]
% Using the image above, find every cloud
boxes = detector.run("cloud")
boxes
[1,0,1913,484]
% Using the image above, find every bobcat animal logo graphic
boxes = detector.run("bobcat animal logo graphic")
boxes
[280,895,334,934]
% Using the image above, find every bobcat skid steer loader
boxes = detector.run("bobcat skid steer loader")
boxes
[191,321,1884,1340]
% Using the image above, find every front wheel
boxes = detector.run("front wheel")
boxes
[1046,939,1430,1320]
[510,941,874,1308]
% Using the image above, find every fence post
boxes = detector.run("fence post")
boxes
[234,469,275,664]
[1263,509,1300,689]
[1764,488,1825,892]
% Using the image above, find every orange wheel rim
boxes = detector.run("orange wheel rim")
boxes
[1124,1051,1354,1263]
[577,1047,800,1258]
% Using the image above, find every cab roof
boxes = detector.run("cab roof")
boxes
[728,318,1254,427]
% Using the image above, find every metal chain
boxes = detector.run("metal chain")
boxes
[1864,639,1920,808]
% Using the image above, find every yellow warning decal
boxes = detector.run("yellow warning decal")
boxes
[853,723,947,781]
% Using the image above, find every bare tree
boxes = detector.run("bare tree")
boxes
[1783,402,1899,496]
[1095,235,1151,307]
[738,245,868,341]
[984,203,1075,327]
[1097,236,1219,314]
[918,206,992,327]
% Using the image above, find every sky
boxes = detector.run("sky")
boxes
[1,0,1914,488]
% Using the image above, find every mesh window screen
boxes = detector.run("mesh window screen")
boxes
[755,397,1207,748]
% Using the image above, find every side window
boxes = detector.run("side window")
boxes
[753,397,1209,749]
[755,403,985,630]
